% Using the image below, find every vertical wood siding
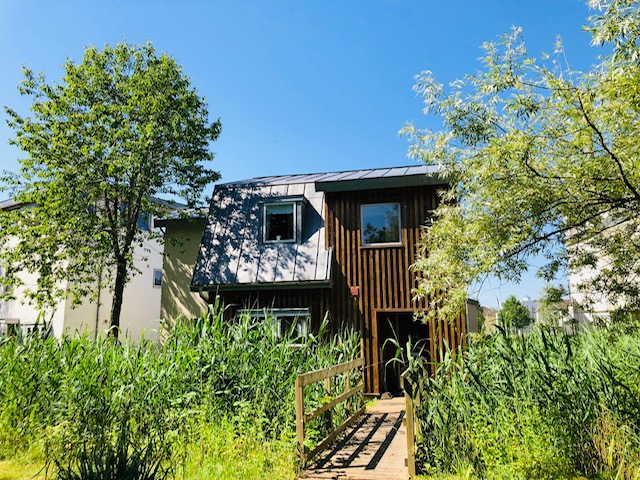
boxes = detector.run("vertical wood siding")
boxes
[325,185,466,393]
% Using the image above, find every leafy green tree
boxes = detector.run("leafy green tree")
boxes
[0,42,221,334]
[404,1,640,320]
[499,295,534,329]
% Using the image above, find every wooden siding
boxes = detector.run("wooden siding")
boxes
[324,185,465,394]
[211,288,332,333]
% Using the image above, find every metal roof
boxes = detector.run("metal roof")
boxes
[218,164,441,187]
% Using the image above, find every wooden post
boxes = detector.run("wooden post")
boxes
[345,371,351,416]
[324,376,333,433]
[402,371,417,478]
[295,376,306,464]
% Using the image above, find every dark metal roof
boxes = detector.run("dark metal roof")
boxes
[0,199,24,211]
[191,180,332,290]
[218,164,442,187]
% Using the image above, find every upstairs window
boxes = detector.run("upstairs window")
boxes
[264,202,295,242]
[361,203,401,246]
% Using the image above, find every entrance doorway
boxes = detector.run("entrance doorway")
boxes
[377,311,430,395]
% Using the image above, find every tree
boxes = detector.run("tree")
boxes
[403,1,640,320]
[0,42,221,334]
[499,295,534,330]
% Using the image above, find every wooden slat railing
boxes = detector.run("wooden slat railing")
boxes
[295,356,365,465]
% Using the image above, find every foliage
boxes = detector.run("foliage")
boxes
[499,295,533,329]
[537,284,572,326]
[408,324,640,479]
[0,42,221,332]
[0,306,360,479]
[403,0,640,320]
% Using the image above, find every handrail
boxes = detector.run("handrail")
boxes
[295,356,365,465]
[401,358,429,478]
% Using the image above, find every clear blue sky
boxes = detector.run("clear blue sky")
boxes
[0,1,602,306]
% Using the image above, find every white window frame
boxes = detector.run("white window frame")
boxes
[238,308,311,340]
[360,202,402,246]
[263,202,297,244]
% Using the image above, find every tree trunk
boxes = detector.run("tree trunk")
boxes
[109,258,127,338]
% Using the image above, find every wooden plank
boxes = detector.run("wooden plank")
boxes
[402,376,417,478]
[298,357,365,387]
[305,404,367,463]
[304,383,364,422]
[295,376,307,462]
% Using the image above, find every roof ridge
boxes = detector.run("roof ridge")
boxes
[218,164,438,187]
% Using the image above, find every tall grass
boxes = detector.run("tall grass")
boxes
[0,304,360,479]
[410,323,640,479]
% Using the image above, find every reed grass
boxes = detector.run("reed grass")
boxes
[0,304,359,479]
[409,322,640,479]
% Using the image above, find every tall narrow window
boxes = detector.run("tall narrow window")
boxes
[264,203,295,242]
[361,203,401,245]
[153,269,163,288]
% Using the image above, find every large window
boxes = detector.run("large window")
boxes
[264,202,295,242]
[361,203,401,246]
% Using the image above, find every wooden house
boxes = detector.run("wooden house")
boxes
[184,165,474,395]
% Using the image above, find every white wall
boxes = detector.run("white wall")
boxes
[63,237,164,341]
[1,236,163,341]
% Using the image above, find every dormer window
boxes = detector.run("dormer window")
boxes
[261,195,307,244]
[264,203,295,242]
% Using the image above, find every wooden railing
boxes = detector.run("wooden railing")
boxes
[401,358,429,478]
[295,356,366,465]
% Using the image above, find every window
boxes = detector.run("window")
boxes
[264,203,295,242]
[361,203,401,245]
[153,269,162,288]
[137,213,151,231]
[239,308,310,341]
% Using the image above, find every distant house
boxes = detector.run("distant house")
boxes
[161,165,477,395]
[0,198,166,341]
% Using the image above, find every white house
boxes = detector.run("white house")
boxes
[0,198,165,341]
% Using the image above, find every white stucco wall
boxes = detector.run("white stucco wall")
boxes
[1,236,163,341]
[63,237,164,341]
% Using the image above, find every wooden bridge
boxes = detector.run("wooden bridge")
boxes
[295,358,420,480]
[301,396,408,480]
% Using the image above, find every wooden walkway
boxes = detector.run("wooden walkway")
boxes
[301,397,408,480]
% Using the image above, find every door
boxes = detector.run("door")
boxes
[377,311,430,394]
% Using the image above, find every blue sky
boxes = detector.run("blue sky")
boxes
[0,1,602,306]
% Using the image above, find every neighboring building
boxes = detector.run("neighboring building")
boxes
[155,210,208,322]
[0,198,166,341]
[569,264,616,323]
[175,165,477,395]
[521,295,538,320]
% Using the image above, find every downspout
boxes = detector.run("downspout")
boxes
[95,267,103,340]
[197,286,209,303]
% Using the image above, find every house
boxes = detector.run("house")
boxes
[161,165,476,395]
[0,198,166,341]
